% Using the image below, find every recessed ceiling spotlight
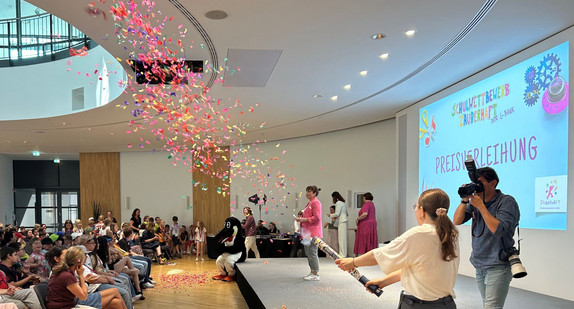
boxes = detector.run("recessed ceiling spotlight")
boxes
[360,70,368,76]
[405,29,416,37]
[312,94,323,98]
[110,132,114,136]
[32,151,40,157]
[379,53,389,59]
[205,10,228,20]
[330,96,338,101]
[61,122,67,125]
[371,33,386,40]
[53,158,60,163]
[343,84,352,90]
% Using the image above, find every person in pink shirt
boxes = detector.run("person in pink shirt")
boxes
[354,192,378,255]
[296,185,323,281]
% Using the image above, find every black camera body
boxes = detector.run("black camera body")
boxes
[458,156,484,198]
[499,247,519,261]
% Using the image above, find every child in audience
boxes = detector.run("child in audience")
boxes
[189,224,197,254]
[195,221,206,262]
[179,225,191,254]
[25,238,51,283]
[41,238,53,254]
[73,219,84,234]
[62,220,74,235]
[171,217,181,258]
[94,215,105,235]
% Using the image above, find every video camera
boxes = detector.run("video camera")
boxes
[457,155,484,198]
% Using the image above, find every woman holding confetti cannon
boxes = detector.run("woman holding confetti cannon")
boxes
[295,185,322,281]
[336,188,459,308]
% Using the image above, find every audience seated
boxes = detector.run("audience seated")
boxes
[0,213,200,308]
[256,220,270,235]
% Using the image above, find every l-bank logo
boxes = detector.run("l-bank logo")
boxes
[535,175,567,213]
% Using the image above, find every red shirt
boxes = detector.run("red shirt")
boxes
[46,269,78,309]
[0,270,9,289]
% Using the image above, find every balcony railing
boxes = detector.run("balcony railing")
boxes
[0,12,93,67]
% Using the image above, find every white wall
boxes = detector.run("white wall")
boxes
[119,152,194,227]
[397,27,574,300]
[0,46,126,120]
[0,155,14,224]
[230,120,397,255]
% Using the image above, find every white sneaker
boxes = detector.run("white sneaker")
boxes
[195,258,198,262]
[149,279,156,284]
[303,274,320,281]
[142,282,154,289]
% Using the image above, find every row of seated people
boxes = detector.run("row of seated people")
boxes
[0,223,158,309]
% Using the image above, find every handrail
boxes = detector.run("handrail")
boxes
[0,12,92,66]
[0,12,50,23]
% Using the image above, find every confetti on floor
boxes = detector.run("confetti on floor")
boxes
[154,270,221,290]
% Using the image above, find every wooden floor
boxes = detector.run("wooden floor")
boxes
[133,253,248,309]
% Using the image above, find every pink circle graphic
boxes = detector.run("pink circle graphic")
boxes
[542,76,569,114]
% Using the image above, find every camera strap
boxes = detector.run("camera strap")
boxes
[495,193,521,254]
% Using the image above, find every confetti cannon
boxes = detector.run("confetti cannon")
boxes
[312,236,383,297]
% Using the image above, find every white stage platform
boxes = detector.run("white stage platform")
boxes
[236,258,574,309]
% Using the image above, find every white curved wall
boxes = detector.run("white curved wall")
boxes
[0,46,126,120]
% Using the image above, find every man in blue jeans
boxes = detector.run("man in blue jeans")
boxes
[453,166,520,309]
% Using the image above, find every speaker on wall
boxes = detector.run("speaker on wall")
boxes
[346,190,353,208]
[184,196,191,209]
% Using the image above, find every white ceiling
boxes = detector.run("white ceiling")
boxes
[2,0,574,160]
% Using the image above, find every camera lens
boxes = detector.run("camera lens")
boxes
[509,254,527,278]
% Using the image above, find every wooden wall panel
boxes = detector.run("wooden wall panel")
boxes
[193,147,230,235]
[79,153,121,225]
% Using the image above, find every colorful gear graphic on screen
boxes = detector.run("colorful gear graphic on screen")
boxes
[536,53,561,90]
[523,83,540,107]
[524,66,536,84]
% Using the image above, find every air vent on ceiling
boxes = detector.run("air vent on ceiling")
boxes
[129,59,203,85]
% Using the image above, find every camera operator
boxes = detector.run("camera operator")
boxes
[453,166,520,309]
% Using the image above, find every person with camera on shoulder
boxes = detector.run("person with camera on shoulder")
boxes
[453,165,521,309]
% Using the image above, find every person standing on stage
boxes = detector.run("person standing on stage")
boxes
[337,188,459,308]
[329,191,348,257]
[296,185,322,281]
[354,192,378,255]
[241,207,260,259]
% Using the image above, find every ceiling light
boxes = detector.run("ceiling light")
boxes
[53,158,60,163]
[379,53,389,59]
[32,151,40,157]
[61,122,67,125]
[371,33,386,40]
[405,29,416,37]
[312,94,323,98]
[360,70,368,76]
[343,84,352,90]
[330,96,338,101]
